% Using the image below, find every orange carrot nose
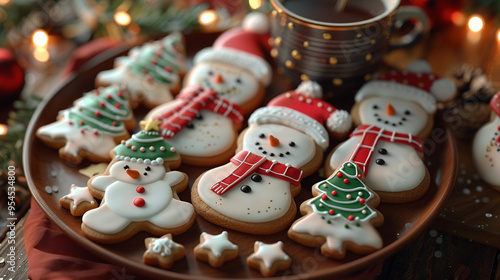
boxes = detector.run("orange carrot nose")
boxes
[269,135,280,147]
[214,74,223,84]
[126,169,140,179]
[386,103,395,116]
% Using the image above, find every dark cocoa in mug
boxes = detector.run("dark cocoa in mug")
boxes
[270,0,429,97]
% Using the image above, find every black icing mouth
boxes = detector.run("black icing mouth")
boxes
[201,77,239,97]
[254,134,294,158]
[372,105,411,127]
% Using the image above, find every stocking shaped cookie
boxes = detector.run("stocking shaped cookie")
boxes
[289,161,384,259]
[472,92,500,189]
[36,85,135,165]
[192,81,352,234]
[325,60,456,203]
[96,32,186,108]
[82,120,195,244]
[145,12,272,166]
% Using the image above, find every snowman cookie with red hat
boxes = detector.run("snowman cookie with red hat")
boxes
[325,60,456,203]
[145,12,272,166]
[191,81,352,234]
[81,119,195,244]
[472,92,500,190]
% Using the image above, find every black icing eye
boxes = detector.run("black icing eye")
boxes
[270,153,275,157]
[378,148,387,155]
[289,142,296,147]
[208,70,214,76]
[251,174,262,182]
[186,123,194,129]
[195,113,203,120]
[240,185,252,193]
[405,110,411,115]
[373,105,379,110]
[259,133,266,139]
[145,166,151,171]
[236,78,242,84]
[375,159,385,165]
[123,165,130,170]
[143,172,148,176]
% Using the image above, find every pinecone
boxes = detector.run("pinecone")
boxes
[443,64,496,138]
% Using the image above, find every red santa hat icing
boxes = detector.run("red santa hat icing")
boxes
[194,12,272,86]
[248,81,352,151]
[355,60,456,114]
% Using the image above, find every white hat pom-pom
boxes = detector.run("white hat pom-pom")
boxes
[406,60,432,73]
[295,81,323,99]
[242,12,269,34]
[430,78,456,102]
[326,109,352,134]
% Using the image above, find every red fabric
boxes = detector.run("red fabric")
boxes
[24,198,123,280]
[348,125,424,174]
[210,150,304,195]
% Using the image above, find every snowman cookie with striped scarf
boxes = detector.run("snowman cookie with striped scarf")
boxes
[325,61,456,203]
[192,81,352,234]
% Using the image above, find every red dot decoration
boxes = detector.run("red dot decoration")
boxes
[68,121,73,125]
[165,66,173,73]
[360,198,366,205]
[133,198,145,207]
[343,178,349,184]
[329,209,335,215]
[322,194,328,200]
[357,174,362,179]
[99,102,105,108]
[118,90,124,97]
[80,120,85,125]
[112,121,118,127]
[115,103,121,109]
[95,111,101,117]
[331,191,337,196]
[336,172,343,178]
[136,186,145,193]
[348,215,354,221]
[93,130,99,135]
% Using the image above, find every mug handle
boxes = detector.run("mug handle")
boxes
[389,6,429,49]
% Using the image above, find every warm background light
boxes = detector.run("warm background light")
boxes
[0,124,7,136]
[468,15,484,32]
[33,48,50,62]
[497,29,500,42]
[199,10,217,25]
[114,11,132,26]
[450,11,465,26]
[0,0,10,5]
[32,30,48,47]
[249,0,263,10]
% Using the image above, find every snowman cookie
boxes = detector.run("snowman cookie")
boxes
[472,92,500,190]
[325,61,456,203]
[95,32,186,108]
[288,161,384,259]
[82,120,195,244]
[192,82,352,234]
[36,85,135,165]
[145,12,271,166]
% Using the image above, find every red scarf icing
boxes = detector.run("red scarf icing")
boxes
[156,86,244,138]
[210,150,304,195]
[348,124,424,174]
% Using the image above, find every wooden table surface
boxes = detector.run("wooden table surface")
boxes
[2,16,500,280]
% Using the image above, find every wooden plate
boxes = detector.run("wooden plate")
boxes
[23,32,457,279]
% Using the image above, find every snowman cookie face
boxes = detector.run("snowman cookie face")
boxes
[242,123,316,167]
[185,62,260,107]
[109,161,166,185]
[357,96,429,135]
[472,116,500,188]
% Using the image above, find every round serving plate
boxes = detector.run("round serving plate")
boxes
[23,31,457,279]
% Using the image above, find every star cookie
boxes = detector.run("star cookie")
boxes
[59,185,97,216]
[246,241,291,277]
[143,234,185,270]
[194,231,239,268]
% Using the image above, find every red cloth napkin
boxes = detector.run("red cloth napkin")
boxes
[24,198,124,280]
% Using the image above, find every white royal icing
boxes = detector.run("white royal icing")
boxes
[472,116,500,186]
[147,237,182,257]
[250,241,290,269]
[200,231,238,257]
[65,185,95,208]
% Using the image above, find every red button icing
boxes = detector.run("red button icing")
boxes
[134,198,145,207]
[136,186,145,193]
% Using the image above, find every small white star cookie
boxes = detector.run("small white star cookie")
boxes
[246,241,291,277]
[143,234,185,270]
[194,231,239,268]
[59,185,97,216]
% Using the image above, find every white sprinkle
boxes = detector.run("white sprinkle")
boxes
[405,223,413,230]
[436,237,443,244]
[50,170,57,177]
[462,188,471,195]
[482,197,490,203]
[429,229,438,237]
[485,213,493,218]
[45,186,53,194]
[434,251,442,258]
[52,186,59,193]
[476,186,483,192]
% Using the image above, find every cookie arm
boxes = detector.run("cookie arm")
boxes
[90,175,115,192]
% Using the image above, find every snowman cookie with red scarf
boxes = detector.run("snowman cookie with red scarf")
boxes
[325,61,456,203]
[192,81,352,234]
[472,92,500,190]
[145,12,272,166]
[82,120,195,244]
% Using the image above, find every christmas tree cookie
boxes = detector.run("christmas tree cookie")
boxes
[288,161,384,259]
[82,120,195,244]
[36,85,135,165]
[96,32,186,108]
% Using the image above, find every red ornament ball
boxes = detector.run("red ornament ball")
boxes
[336,172,343,178]
[0,48,25,105]
[343,178,349,184]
